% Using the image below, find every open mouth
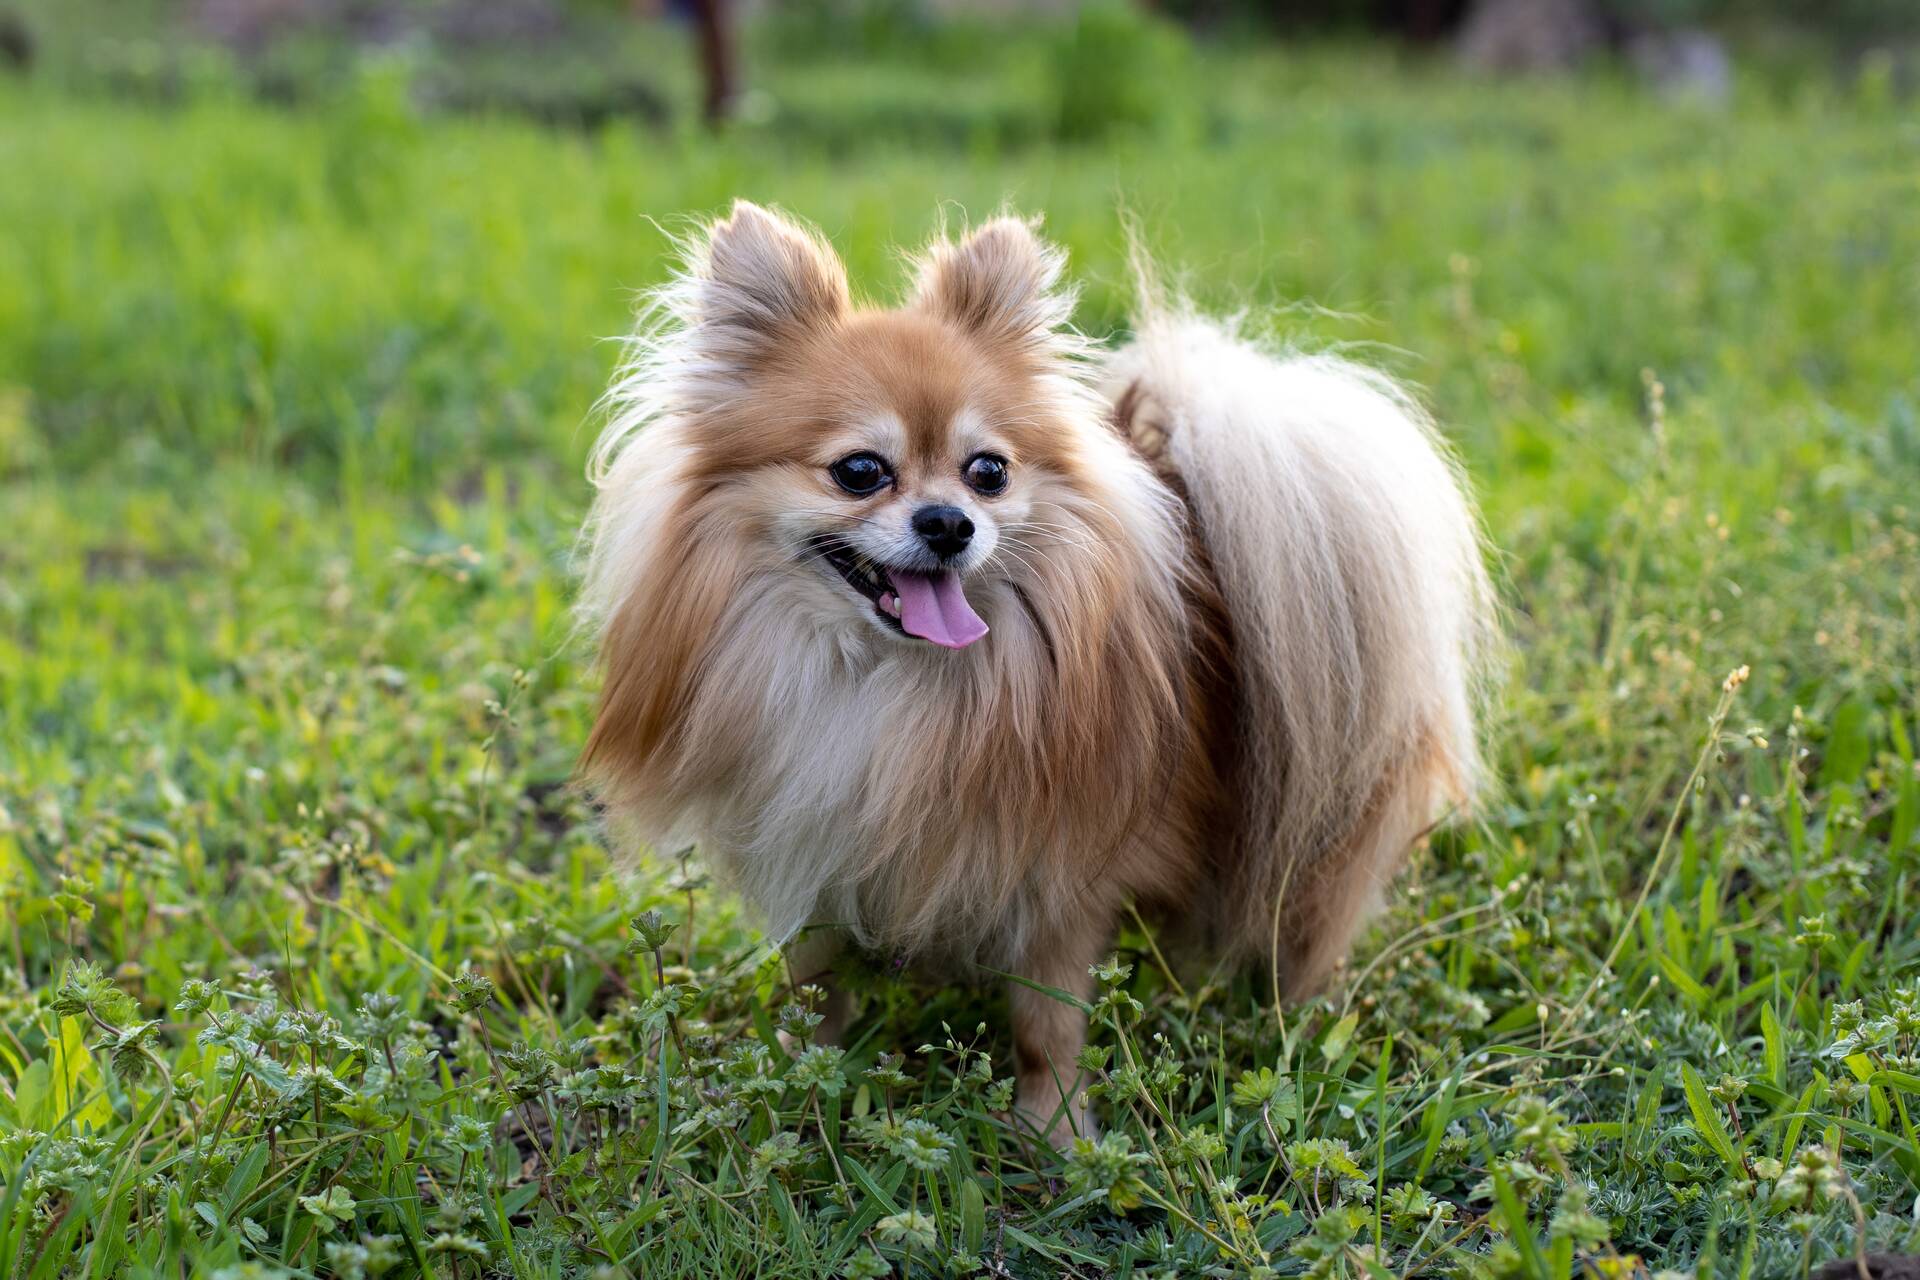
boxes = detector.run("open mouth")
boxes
[815,538,906,631]
[811,538,990,650]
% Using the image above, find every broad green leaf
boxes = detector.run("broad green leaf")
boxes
[1870,1070,1920,1096]
[1760,1004,1786,1092]
[1320,1012,1359,1064]
[1680,1063,1741,1173]
[15,1059,50,1130]
[52,1017,113,1131]
[960,1177,986,1255]
[1821,698,1872,786]
[1656,952,1712,1008]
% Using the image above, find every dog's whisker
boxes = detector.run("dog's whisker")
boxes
[987,544,1045,580]
[1009,523,1097,544]
[1004,531,1096,556]
[996,537,1075,569]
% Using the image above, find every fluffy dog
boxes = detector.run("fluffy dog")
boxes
[578,203,1496,1141]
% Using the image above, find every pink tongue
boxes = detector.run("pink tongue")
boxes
[889,570,988,649]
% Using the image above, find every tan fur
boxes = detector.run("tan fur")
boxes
[578,202,1498,1141]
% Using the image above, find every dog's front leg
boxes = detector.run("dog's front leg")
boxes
[1009,911,1110,1147]
[781,926,853,1050]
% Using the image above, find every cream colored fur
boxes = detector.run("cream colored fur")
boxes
[1099,309,1497,982]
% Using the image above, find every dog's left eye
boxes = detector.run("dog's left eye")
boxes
[964,453,1009,495]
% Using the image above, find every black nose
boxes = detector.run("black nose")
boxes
[911,504,974,559]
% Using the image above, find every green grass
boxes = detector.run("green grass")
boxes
[3,28,1920,1279]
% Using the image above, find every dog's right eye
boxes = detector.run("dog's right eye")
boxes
[829,452,892,496]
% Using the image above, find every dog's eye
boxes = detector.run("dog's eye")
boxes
[964,453,1009,495]
[829,452,892,496]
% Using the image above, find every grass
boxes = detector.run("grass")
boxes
[2,20,1920,1278]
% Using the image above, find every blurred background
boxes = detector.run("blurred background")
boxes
[3,0,1915,141]
[1,0,1915,493]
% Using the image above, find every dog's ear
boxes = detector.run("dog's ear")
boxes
[688,201,848,363]
[913,215,1074,352]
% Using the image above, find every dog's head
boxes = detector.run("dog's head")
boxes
[640,201,1119,649]
[582,203,1185,785]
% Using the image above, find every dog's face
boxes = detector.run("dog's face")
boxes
[727,312,1059,649]
[649,203,1105,653]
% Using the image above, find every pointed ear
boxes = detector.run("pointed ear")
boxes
[912,215,1074,350]
[687,201,848,364]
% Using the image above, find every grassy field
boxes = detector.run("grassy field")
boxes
[2,21,1920,1278]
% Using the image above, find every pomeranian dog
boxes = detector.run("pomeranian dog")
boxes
[578,202,1496,1142]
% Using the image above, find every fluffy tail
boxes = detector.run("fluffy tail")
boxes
[1103,307,1499,996]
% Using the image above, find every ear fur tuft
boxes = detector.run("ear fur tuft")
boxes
[692,200,848,365]
[912,214,1075,350]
